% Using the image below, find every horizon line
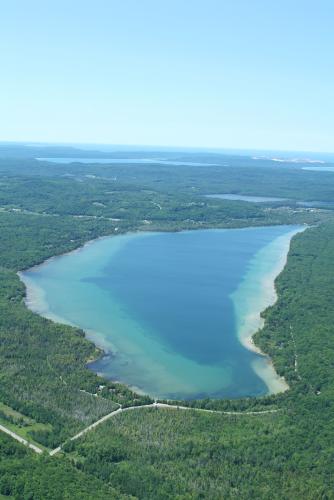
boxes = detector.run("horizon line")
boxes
[0,139,334,157]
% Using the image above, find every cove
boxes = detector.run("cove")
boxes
[20,225,303,400]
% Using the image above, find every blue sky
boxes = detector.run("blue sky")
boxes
[0,0,333,151]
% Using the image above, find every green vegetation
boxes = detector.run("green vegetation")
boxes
[0,432,129,499]
[66,222,334,498]
[0,174,328,233]
[0,214,152,448]
[0,145,334,498]
[255,223,334,393]
[2,145,334,204]
[67,407,330,499]
[0,401,52,452]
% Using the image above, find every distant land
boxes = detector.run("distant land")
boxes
[0,142,334,498]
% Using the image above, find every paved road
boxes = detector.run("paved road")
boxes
[0,423,43,454]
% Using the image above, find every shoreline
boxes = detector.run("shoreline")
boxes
[17,223,305,274]
[19,224,307,400]
[232,226,307,393]
[18,232,125,274]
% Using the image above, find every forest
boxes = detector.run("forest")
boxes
[0,145,334,498]
[63,222,334,499]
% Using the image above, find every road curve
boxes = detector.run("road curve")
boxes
[49,402,278,456]
[1,402,278,456]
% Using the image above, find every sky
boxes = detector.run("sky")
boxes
[0,0,333,152]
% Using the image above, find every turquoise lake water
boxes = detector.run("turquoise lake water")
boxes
[21,226,302,399]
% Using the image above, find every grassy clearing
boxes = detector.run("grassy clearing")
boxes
[0,402,52,451]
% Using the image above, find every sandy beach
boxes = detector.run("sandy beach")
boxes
[18,225,306,399]
[232,226,306,393]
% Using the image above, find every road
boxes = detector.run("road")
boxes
[0,402,278,456]
[0,423,43,454]
[49,402,279,456]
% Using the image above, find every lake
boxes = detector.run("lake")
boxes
[36,157,217,166]
[302,166,334,172]
[206,194,287,203]
[20,225,303,400]
[205,194,334,209]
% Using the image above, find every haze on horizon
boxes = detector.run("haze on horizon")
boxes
[1,0,333,152]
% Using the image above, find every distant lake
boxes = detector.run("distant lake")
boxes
[302,166,334,172]
[36,157,217,166]
[297,200,334,208]
[206,194,334,209]
[21,226,302,400]
[206,194,287,203]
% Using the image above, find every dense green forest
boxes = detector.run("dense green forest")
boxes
[0,174,329,232]
[0,432,129,499]
[1,145,334,498]
[0,213,152,448]
[1,144,334,204]
[64,222,334,499]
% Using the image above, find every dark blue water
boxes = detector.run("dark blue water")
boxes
[21,226,301,399]
[89,230,266,366]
